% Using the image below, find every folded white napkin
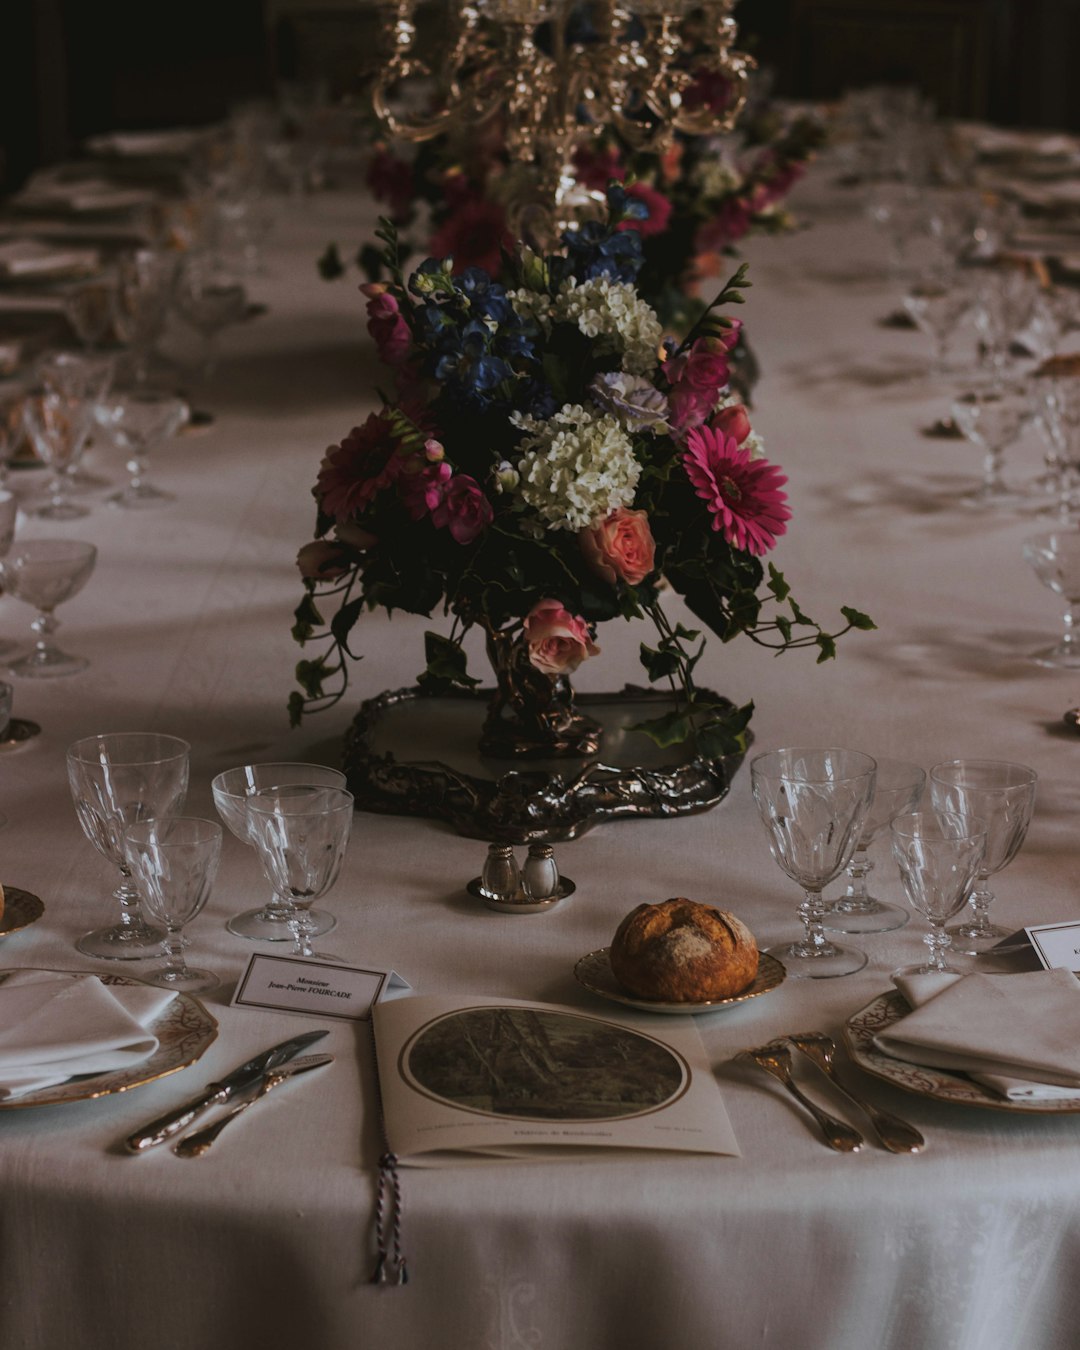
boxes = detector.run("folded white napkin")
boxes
[875,970,1080,1101]
[0,970,176,1099]
[0,239,99,278]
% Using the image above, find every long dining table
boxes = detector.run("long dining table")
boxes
[3,151,1080,1350]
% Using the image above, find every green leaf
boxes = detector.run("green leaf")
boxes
[418,630,480,691]
[291,592,323,644]
[775,614,792,644]
[630,707,693,748]
[815,633,837,663]
[840,606,877,632]
[316,243,345,281]
[287,690,306,728]
[330,597,366,657]
[295,656,338,701]
[789,597,815,626]
[672,623,701,642]
[767,563,790,602]
[639,642,681,682]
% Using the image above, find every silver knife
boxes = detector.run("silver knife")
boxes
[124,1029,330,1153]
[173,1054,334,1158]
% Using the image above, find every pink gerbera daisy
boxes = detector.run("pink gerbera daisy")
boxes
[682,424,791,556]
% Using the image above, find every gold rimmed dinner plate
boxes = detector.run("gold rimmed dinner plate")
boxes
[844,990,1080,1115]
[0,969,218,1110]
[573,947,786,1015]
[0,887,44,937]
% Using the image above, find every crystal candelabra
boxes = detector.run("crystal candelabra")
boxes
[370,0,753,239]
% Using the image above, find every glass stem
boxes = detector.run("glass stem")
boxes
[1061,604,1080,654]
[924,923,952,971]
[289,905,316,958]
[161,925,189,979]
[982,445,1005,494]
[30,608,57,659]
[963,878,997,935]
[838,848,873,912]
[796,887,838,954]
[115,869,159,938]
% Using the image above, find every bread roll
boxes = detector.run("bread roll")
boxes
[609,898,758,1002]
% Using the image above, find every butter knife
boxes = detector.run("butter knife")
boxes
[173,1054,333,1157]
[124,1029,329,1153]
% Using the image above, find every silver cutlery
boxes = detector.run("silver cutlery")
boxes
[737,1042,864,1152]
[786,1031,925,1154]
[124,1029,329,1153]
[173,1054,333,1158]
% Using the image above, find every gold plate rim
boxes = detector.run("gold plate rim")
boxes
[0,967,218,1110]
[843,989,1080,1115]
[0,887,44,937]
[573,947,786,1015]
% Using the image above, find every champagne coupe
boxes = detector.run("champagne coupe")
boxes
[890,810,987,975]
[2,539,96,677]
[94,389,189,508]
[1023,530,1080,667]
[950,380,1033,506]
[22,392,96,519]
[67,732,190,959]
[245,785,353,960]
[212,762,345,940]
[826,758,925,933]
[751,748,877,978]
[929,760,1037,952]
[173,253,248,379]
[124,818,222,991]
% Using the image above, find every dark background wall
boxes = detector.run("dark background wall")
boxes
[2,0,1079,194]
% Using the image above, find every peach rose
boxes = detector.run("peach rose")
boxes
[296,540,352,581]
[524,600,600,676]
[580,508,656,587]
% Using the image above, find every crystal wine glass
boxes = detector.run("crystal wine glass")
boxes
[903,276,972,379]
[751,748,877,978]
[123,817,222,992]
[245,785,353,960]
[94,388,189,508]
[21,392,96,520]
[890,810,987,975]
[826,758,925,933]
[950,379,1033,506]
[1033,373,1080,519]
[1023,530,1080,667]
[173,253,249,379]
[67,732,190,959]
[928,759,1037,953]
[110,249,177,386]
[2,539,96,677]
[212,762,345,940]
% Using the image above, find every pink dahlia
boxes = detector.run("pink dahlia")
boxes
[682,425,791,556]
[429,196,512,277]
[316,412,402,523]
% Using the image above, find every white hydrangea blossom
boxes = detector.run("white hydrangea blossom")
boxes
[695,153,744,200]
[506,287,553,332]
[512,404,641,531]
[551,278,663,376]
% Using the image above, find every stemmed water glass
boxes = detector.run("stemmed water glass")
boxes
[751,748,876,978]
[929,760,1037,953]
[245,785,353,960]
[1,539,96,677]
[890,810,987,975]
[110,249,177,386]
[22,392,97,519]
[950,379,1033,506]
[94,389,189,508]
[1022,530,1080,667]
[826,758,925,933]
[123,817,222,992]
[66,732,190,959]
[903,274,972,379]
[173,253,249,379]
[1033,374,1080,519]
[212,762,346,940]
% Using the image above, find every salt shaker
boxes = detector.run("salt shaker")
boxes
[481,843,520,901]
[522,843,559,902]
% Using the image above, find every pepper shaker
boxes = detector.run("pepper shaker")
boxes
[522,843,559,902]
[481,843,520,901]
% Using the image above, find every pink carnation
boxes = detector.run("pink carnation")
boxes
[580,508,656,587]
[683,424,790,556]
[524,600,600,676]
[430,474,493,545]
[316,412,402,523]
[360,283,411,367]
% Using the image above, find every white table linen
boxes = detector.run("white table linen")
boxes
[2,157,1080,1350]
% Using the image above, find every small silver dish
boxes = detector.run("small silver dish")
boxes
[466,874,576,915]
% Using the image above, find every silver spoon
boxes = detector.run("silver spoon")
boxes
[737,1043,864,1152]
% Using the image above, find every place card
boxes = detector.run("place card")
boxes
[1024,921,1080,974]
[231,953,411,1023]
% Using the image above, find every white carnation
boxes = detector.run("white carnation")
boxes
[552,278,663,376]
[513,405,641,531]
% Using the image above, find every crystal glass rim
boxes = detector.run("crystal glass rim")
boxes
[890,809,988,843]
[246,786,354,818]
[211,762,347,804]
[928,759,1038,791]
[67,731,191,767]
[750,747,877,784]
[123,816,222,847]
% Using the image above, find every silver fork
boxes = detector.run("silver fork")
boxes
[737,1042,864,1152]
[786,1032,925,1154]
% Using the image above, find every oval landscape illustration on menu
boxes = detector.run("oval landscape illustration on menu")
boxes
[401,1006,690,1122]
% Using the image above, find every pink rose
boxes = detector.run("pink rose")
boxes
[360,283,412,367]
[399,458,452,521]
[580,508,656,587]
[666,338,733,435]
[710,403,752,446]
[524,600,600,676]
[296,540,353,581]
[430,474,493,545]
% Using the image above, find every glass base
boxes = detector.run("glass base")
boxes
[76,921,166,960]
[765,938,867,979]
[893,958,968,978]
[825,898,911,934]
[108,483,175,509]
[141,964,218,992]
[31,499,91,521]
[7,647,88,678]
[946,919,1011,955]
[1029,642,1080,669]
[226,905,336,941]
[958,484,1025,510]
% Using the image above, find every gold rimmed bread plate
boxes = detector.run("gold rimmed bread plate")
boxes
[0,969,218,1110]
[467,875,576,914]
[844,990,1080,1115]
[0,887,44,937]
[574,948,785,1015]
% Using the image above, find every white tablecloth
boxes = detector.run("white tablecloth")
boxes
[2,161,1079,1350]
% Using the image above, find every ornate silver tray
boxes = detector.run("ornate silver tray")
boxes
[343,684,749,843]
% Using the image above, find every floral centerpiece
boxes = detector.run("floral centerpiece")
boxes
[292,185,870,765]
